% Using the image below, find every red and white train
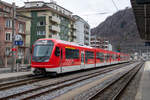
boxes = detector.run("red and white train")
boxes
[31,38,130,75]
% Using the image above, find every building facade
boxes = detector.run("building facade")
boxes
[90,35,111,50]
[73,15,90,45]
[17,1,76,47]
[0,1,30,67]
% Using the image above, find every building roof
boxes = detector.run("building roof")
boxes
[131,0,150,40]
[73,15,89,25]
[0,1,31,20]
[17,1,75,21]
[16,13,32,20]
[24,1,45,3]
[47,2,73,14]
[24,1,72,14]
[0,0,13,7]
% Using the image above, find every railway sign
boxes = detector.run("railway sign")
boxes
[15,35,22,41]
[14,41,23,45]
[12,48,17,51]
[14,35,23,46]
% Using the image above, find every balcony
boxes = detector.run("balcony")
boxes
[84,34,89,38]
[49,16,60,24]
[70,32,76,38]
[84,28,90,33]
[49,25,60,33]
[71,24,76,30]
[18,31,28,35]
[52,34,60,39]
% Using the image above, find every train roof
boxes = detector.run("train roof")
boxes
[39,38,94,49]
[36,38,129,56]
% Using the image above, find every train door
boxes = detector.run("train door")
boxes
[55,46,65,73]
[60,48,63,72]
[81,51,85,69]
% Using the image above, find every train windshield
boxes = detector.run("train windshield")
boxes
[32,40,54,62]
[33,45,53,57]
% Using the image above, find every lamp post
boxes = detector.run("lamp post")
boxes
[11,2,16,72]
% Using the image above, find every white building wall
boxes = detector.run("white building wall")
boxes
[75,20,84,45]
[84,26,90,45]
[73,15,90,45]
[108,44,112,51]
[89,29,91,46]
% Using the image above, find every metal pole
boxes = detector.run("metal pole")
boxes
[147,46,148,59]
[95,35,96,48]
[11,2,16,72]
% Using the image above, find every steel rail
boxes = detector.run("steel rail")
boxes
[0,76,48,91]
[87,62,143,100]
[0,62,132,100]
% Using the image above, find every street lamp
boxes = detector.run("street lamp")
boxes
[11,2,16,72]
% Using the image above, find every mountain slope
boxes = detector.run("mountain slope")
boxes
[91,8,145,53]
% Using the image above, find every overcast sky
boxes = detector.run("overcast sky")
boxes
[6,0,131,28]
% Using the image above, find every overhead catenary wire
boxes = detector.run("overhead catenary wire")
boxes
[111,0,119,11]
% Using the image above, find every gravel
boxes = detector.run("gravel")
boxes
[0,62,139,100]
[119,62,144,100]
[32,63,137,100]
[73,64,136,100]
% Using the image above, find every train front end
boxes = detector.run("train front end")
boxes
[31,39,55,75]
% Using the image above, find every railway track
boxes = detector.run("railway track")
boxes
[0,62,134,100]
[0,63,130,92]
[0,75,48,91]
[79,62,144,100]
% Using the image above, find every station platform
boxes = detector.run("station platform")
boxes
[136,61,150,100]
[0,71,32,82]
[0,67,11,73]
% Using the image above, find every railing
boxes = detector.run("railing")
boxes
[49,16,60,24]
[49,25,60,32]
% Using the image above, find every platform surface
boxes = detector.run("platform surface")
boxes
[136,61,150,100]
[0,71,32,81]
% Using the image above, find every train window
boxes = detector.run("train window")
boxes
[104,54,107,61]
[116,55,120,59]
[96,52,104,62]
[105,54,110,61]
[55,47,60,56]
[85,51,94,59]
[65,48,79,59]
[74,49,79,59]
[113,55,117,59]
[120,55,123,60]
[111,54,115,60]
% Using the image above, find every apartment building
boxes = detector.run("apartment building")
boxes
[90,35,111,50]
[17,1,76,47]
[0,1,30,67]
[73,15,90,45]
